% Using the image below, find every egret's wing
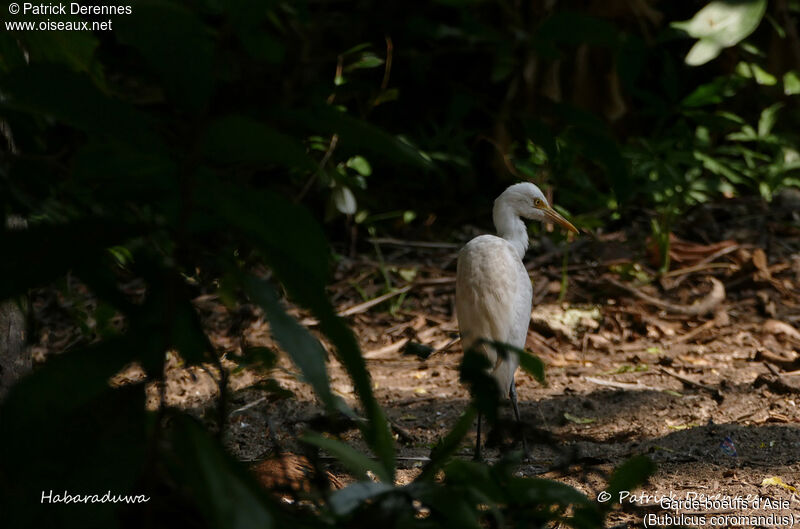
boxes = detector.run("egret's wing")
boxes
[456,235,532,395]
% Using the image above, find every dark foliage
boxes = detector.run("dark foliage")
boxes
[1,0,794,527]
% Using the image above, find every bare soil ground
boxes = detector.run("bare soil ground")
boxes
[30,197,800,526]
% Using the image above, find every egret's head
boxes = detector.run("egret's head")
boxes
[496,182,578,234]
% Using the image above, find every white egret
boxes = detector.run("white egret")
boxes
[456,182,578,459]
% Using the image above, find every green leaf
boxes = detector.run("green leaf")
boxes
[0,33,29,72]
[0,64,151,144]
[694,151,746,184]
[197,177,395,480]
[419,406,477,481]
[0,336,139,438]
[0,335,152,529]
[332,185,357,215]
[243,347,278,370]
[345,54,384,71]
[72,140,177,205]
[328,482,394,516]
[302,432,391,482]
[243,276,350,416]
[0,220,142,301]
[564,122,630,203]
[170,416,276,529]
[197,177,331,291]
[506,477,593,507]
[220,0,285,63]
[606,456,656,507]
[166,274,215,365]
[759,103,784,137]
[203,115,316,171]
[750,64,777,85]
[536,12,618,50]
[115,2,214,109]
[605,455,656,506]
[412,483,483,529]
[485,340,546,385]
[459,347,500,421]
[783,71,800,95]
[564,412,596,424]
[346,155,372,176]
[444,460,504,502]
[12,30,100,76]
[736,62,777,85]
[518,348,546,384]
[682,77,737,107]
[372,88,400,106]
[273,106,433,169]
[0,384,147,529]
[672,0,767,66]
[685,40,725,66]
[315,314,396,480]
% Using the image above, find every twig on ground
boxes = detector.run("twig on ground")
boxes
[583,376,664,392]
[338,285,412,317]
[231,396,267,415]
[367,237,460,249]
[658,367,718,395]
[763,362,782,377]
[302,285,413,325]
[389,418,416,444]
[606,277,725,316]
[666,318,718,345]
[364,338,410,359]
[755,349,800,370]
[663,244,739,288]
[433,336,459,354]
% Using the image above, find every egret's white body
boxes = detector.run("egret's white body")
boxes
[455,182,577,457]
[456,234,531,395]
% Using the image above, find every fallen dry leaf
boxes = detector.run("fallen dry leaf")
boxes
[760,476,797,493]
[764,319,800,341]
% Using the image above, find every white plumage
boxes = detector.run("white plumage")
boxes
[456,182,577,458]
[457,234,531,395]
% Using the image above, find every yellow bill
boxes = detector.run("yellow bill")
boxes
[542,205,579,234]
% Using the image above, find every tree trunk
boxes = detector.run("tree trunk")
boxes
[0,215,30,400]
[0,300,28,399]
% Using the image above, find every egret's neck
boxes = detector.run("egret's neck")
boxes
[493,200,528,259]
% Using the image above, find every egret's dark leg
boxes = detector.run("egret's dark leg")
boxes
[509,383,530,459]
[474,410,482,461]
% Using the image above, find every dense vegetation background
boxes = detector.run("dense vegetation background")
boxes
[0,0,797,527]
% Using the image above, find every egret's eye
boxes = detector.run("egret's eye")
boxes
[534,198,543,207]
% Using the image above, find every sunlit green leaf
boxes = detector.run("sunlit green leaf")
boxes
[332,185,358,215]
[682,77,738,107]
[673,0,767,65]
[736,62,777,85]
[345,54,384,71]
[346,156,372,176]
[758,103,783,137]
[784,71,800,95]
